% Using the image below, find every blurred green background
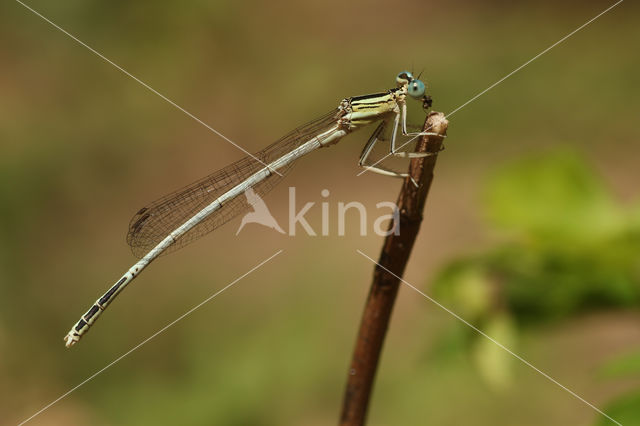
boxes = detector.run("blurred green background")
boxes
[1,0,639,425]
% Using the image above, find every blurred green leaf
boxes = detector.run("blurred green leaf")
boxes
[599,349,640,379]
[432,151,640,391]
[471,314,516,391]
[433,263,493,320]
[485,151,622,240]
[435,150,640,327]
[595,390,640,426]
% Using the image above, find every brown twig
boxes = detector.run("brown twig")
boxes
[339,112,449,426]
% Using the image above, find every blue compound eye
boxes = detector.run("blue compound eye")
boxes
[396,71,414,86]
[408,79,425,99]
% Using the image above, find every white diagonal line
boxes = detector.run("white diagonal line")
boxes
[18,249,284,426]
[14,0,283,176]
[357,0,623,177]
[356,249,622,426]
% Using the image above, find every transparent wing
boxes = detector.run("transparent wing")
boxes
[126,108,342,258]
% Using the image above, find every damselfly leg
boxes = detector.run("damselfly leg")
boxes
[359,103,444,186]
[358,120,419,187]
[391,103,443,158]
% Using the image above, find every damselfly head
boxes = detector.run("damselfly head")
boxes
[397,71,427,98]
[396,70,431,109]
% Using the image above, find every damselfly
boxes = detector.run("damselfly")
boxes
[64,71,442,347]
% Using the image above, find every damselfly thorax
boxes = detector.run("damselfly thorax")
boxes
[342,88,403,129]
